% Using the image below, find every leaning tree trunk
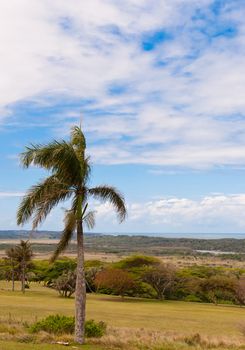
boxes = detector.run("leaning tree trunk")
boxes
[74,220,86,344]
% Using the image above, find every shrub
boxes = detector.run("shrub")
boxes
[85,319,106,338]
[29,315,106,338]
[115,255,160,269]
[184,294,202,302]
[29,315,74,335]
[85,260,105,268]
[132,281,157,299]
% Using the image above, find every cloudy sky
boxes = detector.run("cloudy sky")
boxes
[1,0,245,236]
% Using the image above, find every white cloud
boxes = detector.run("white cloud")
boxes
[91,193,245,233]
[130,194,245,231]
[0,192,24,198]
[1,191,245,234]
[1,1,245,168]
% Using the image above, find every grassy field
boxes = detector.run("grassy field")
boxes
[0,281,244,349]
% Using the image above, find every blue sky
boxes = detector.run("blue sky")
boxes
[1,0,245,235]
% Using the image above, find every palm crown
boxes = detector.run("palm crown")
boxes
[17,126,126,260]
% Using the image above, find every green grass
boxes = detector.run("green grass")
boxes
[0,281,244,349]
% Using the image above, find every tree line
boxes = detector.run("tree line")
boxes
[1,247,244,306]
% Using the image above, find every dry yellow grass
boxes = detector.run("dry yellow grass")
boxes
[0,281,244,348]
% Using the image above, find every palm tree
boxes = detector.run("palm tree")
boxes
[5,247,18,291]
[14,240,33,293]
[5,241,33,293]
[17,126,126,344]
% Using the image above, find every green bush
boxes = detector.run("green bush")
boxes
[217,299,234,305]
[184,294,202,302]
[29,314,74,335]
[29,315,106,337]
[44,259,77,286]
[85,319,107,338]
[85,260,105,268]
[115,255,160,269]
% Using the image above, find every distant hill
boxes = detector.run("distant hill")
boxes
[0,230,101,239]
[0,230,244,255]
[0,230,61,239]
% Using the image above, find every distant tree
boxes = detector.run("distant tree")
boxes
[235,278,245,306]
[4,247,19,291]
[143,264,176,300]
[201,275,237,305]
[85,266,103,293]
[95,268,135,298]
[54,271,76,298]
[14,240,33,293]
[44,258,77,287]
[173,274,202,301]
[53,265,103,297]
[116,255,160,270]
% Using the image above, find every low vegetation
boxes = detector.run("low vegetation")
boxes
[30,314,106,337]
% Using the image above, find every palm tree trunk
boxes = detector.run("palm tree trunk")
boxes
[11,267,15,292]
[74,219,86,344]
[21,264,25,294]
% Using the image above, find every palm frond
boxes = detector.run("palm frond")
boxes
[17,176,72,226]
[20,141,83,185]
[31,190,73,229]
[5,247,16,260]
[88,186,127,222]
[50,210,76,262]
[83,210,96,230]
[71,126,86,150]
[81,157,91,185]
[20,141,65,168]
[14,240,33,262]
